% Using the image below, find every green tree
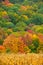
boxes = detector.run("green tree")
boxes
[14,22,27,31]
[29,39,39,53]
[31,13,43,25]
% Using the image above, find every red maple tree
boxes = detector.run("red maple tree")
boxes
[2,0,11,5]
[4,0,10,4]
[2,0,13,6]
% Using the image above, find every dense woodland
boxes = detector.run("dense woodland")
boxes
[0,0,43,53]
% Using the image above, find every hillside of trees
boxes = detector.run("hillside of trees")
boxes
[0,0,43,53]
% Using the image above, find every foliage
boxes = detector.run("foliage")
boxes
[31,13,43,25]
[0,53,43,65]
[0,0,43,53]
[29,39,39,53]
[0,28,8,45]
[0,45,5,53]
[3,34,29,53]
[14,22,27,31]
[31,25,43,33]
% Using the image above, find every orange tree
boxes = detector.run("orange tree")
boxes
[3,34,30,53]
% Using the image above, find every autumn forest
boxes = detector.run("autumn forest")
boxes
[0,0,43,65]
